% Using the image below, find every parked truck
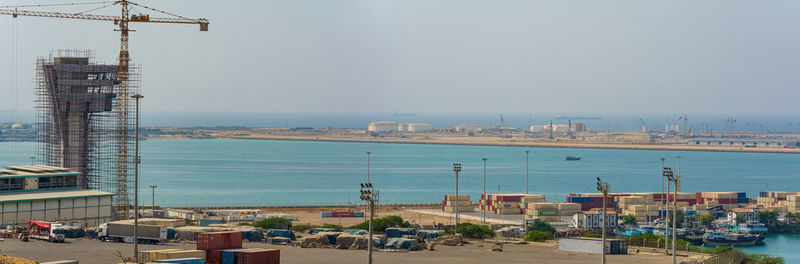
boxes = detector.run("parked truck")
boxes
[29,221,66,242]
[97,222,167,244]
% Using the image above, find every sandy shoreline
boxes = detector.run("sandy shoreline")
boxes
[221,134,800,154]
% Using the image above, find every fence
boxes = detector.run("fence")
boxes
[699,249,747,264]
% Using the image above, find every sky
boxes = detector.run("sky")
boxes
[1,0,800,117]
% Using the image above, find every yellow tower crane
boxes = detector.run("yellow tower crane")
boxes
[1,1,209,220]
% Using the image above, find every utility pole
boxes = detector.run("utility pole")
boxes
[150,185,157,216]
[453,163,462,226]
[131,94,143,262]
[525,150,530,194]
[29,156,34,165]
[596,177,610,264]
[661,157,665,226]
[482,157,487,224]
[663,166,676,264]
[360,183,378,264]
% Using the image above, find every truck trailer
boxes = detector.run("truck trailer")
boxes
[29,221,66,242]
[97,222,167,244]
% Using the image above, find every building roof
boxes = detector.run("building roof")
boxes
[0,165,80,179]
[580,210,618,215]
[0,190,114,203]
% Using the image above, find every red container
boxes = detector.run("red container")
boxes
[206,249,224,264]
[237,249,280,264]
[227,232,243,249]
[332,211,354,217]
[198,232,228,250]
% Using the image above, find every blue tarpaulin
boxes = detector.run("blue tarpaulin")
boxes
[309,228,339,235]
[343,229,368,235]
[266,229,295,240]
[385,238,420,250]
[385,228,416,238]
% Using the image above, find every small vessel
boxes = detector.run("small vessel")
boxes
[731,221,768,242]
[702,231,759,246]
[566,156,582,161]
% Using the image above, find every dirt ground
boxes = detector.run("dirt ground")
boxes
[0,238,707,264]
[281,205,465,227]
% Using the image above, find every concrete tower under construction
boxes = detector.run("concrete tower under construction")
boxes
[36,50,138,219]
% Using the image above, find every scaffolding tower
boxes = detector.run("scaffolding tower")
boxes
[36,50,139,219]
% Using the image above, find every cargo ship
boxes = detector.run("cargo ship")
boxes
[566,156,582,161]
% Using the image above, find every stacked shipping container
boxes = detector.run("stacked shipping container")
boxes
[442,195,474,213]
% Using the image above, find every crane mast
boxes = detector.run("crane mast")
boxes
[1,0,208,220]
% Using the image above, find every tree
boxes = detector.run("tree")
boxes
[456,223,495,238]
[623,214,637,226]
[527,219,556,234]
[700,214,715,228]
[735,214,745,225]
[350,215,411,231]
[524,230,554,242]
[667,210,685,227]
[252,218,291,229]
[759,210,779,227]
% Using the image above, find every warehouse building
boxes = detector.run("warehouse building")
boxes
[573,210,618,229]
[453,124,483,132]
[368,121,400,132]
[0,165,114,227]
[406,123,433,132]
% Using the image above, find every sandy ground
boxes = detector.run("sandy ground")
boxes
[0,238,709,264]
[218,132,800,154]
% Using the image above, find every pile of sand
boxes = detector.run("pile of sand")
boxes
[0,254,37,264]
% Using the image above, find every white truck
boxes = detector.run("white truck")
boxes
[97,222,167,244]
[29,221,66,242]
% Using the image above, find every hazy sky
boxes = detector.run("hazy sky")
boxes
[1,0,799,115]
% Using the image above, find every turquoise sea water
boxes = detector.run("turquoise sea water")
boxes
[2,139,800,260]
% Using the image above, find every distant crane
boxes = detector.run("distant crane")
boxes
[499,114,506,129]
[678,114,688,137]
[726,116,737,137]
[639,118,650,134]
[1,1,209,220]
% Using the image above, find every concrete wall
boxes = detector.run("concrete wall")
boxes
[0,196,113,227]
[559,238,602,254]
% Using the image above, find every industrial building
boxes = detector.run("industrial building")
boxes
[35,50,137,219]
[531,124,569,134]
[689,137,800,148]
[0,165,114,226]
[368,121,400,132]
[453,124,482,132]
[406,123,433,132]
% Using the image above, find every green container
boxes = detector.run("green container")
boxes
[537,210,560,216]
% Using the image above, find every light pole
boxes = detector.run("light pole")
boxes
[360,183,379,264]
[663,166,677,264]
[365,151,371,222]
[150,185,157,216]
[453,163,462,226]
[131,94,143,262]
[661,157,665,226]
[29,156,34,165]
[482,157,487,224]
[596,177,610,264]
[525,150,530,194]
[676,156,682,192]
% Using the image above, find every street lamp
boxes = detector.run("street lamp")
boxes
[482,157,487,224]
[453,163,462,226]
[131,94,143,262]
[150,185,157,216]
[525,150,530,194]
[365,151,371,222]
[29,156,34,165]
[596,177,610,264]
[360,183,379,264]
[676,156,682,192]
[663,166,677,264]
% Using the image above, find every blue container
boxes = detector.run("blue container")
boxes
[385,228,416,238]
[320,212,333,218]
[153,258,205,264]
[760,192,767,198]
[738,197,748,203]
[568,197,592,203]
[353,212,365,217]
[199,219,225,227]
[684,210,697,216]
[222,249,254,264]
[737,192,746,198]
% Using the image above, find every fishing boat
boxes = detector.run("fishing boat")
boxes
[731,221,768,242]
[566,156,582,161]
[702,231,759,246]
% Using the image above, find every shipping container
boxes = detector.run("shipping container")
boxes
[152,258,205,264]
[237,249,280,264]
[198,232,243,250]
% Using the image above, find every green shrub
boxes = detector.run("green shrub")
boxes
[582,233,603,238]
[712,246,734,254]
[321,224,344,231]
[746,254,785,264]
[350,215,411,232]
[526,219,555,234]
[455,223,495,238]
[524,230,554,242]
[252,217,291,229]
[622,214,637,225]
[290,224,316,231]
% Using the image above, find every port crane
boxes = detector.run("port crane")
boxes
[0,1,209,219]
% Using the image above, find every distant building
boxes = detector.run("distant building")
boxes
[727,208,771,224]
[533,124,569,134]
[368,121,400,132]
[407,123,433,132]
[398,123,409,132]
[574,123,586,132]
[689,137,800,148]
[573,210,618,229]
[454,124,482,132]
